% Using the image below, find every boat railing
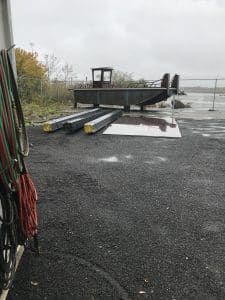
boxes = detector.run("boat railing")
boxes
[69,74,179,90]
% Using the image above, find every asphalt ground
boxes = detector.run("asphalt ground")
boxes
[8,113,225,300]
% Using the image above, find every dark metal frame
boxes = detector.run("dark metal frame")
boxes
[92,67,113,88]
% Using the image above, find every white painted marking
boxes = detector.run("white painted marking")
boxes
[98,156,119,163]
[124,155,133,159]
[145,156,168,164]
[158,157,167,162]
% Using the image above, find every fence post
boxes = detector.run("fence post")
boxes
[209,78,217,111]
[57,84,59,101]
[40,79,43,100]
[171,94,175,124]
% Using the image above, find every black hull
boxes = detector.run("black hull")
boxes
[74,87,177,108]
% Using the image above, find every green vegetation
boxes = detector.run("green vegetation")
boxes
[16,48,47,79]
[16,48,75,123]
[16,48,47,102]
[22,99,74,124]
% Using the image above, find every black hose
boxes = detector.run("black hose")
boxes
[0,191,18,290]
[6,51,29,157]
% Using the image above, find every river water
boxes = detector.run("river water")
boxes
[178,92,225,111]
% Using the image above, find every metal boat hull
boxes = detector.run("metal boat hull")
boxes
[74,88,177,108]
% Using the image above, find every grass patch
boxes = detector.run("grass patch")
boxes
[22,99,74,124]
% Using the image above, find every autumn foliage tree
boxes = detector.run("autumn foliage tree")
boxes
[15,48,47,101]
[16,48,46,79]
[16,48,74,102]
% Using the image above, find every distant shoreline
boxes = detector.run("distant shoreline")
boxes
[182,87,225,94]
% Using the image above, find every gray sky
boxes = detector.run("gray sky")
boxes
[11,0,225,80]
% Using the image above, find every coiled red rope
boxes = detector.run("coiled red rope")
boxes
[17,172,38,239]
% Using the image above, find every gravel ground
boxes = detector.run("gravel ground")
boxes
[8,113,225,300]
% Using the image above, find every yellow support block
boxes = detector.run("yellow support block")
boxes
[84,123,94,134]
[42,122,53,132]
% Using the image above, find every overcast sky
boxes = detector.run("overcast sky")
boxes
[11,0,225,80]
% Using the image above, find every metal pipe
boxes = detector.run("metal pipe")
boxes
[84,110,122,134]
[64,110,111,133]
[42,108,100,132]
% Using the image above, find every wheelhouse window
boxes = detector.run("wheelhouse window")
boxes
[94,70,101,81]
[103,71,111,82]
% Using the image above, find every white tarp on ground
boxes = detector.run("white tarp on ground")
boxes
[103,116,181,138]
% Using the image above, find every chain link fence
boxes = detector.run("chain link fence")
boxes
[180,78,225,111]
[17,76,77,103]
